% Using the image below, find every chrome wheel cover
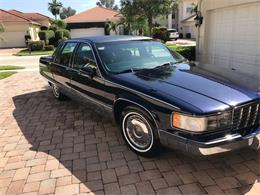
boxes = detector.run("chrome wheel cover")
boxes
[53,84,60,98]
[122,112,153,152]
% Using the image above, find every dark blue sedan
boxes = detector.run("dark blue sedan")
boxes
[40,36,260,156]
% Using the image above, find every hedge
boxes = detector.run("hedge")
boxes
[152,27,169,43]
[55,29,71,40]
[28,41,44,51]
[38,30,55,45]
[44,45,55,51]
[167,44,196,61]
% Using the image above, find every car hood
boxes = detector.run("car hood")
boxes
[111,64,260,113]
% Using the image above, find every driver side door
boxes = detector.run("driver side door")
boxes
[70,42,109,111]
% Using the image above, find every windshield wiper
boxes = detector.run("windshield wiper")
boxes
[116,67,147,74]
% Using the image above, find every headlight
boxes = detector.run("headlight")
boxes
[172,112,231,132]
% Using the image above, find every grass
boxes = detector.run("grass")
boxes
[0,72,17,80]
[15,49,54,56]
[0,65,25,70]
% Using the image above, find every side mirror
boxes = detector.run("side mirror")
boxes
[80,66,96,77]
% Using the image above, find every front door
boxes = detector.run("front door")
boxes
[70,42,109,111]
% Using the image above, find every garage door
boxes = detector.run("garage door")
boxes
[70,28,104,38]
[205,3,260,79]
[0,32,26,48]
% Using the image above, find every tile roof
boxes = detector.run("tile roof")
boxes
[0,9,49,25]
[65,6,121,23]
[8,10,51,25]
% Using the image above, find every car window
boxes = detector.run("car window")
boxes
[73,43,96,69]
[54,42,77,66]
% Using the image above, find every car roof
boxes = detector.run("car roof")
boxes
[71,35,152,43]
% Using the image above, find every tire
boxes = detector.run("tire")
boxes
[120,106,161,157]
[52,83,67,100]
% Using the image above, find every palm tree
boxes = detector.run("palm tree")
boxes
[48,0,63,19]
[106,21,118,35]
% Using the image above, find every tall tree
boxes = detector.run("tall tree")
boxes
[48,0,63,19]
[120,0,179,35]
[60,6,76,19]
[135,0,173,35]
[96,0,118,10]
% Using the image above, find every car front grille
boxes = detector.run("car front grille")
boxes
[232,101,260,135]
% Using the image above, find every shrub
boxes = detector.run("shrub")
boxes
[167,44,196,61]
[152,27,169,43]
[55,29,71,40]
[24,35,31,41]
[38,30,55,45]
[44,45,55,51]
[186,33,191,39]
[28,41,44,51]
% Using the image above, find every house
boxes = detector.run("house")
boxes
[65,6,121,38]
[197,0,260,90]
[8,10,51,27]
[155,0,198,39]
[177,0,198,39]
[0,9,51,48]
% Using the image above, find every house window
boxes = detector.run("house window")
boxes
[186,6,193,14]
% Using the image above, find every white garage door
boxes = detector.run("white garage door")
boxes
[70,28,104,38]
[1,32,26,48]
[206,3,260,80]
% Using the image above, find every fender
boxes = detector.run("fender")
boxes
[113,95,160,132]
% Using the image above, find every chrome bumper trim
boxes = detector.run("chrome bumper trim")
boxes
[159,128,260,155]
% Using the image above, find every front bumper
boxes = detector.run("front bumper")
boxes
[159,128,260,155]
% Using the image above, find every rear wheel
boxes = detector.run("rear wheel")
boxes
[52,84,67,100]
[120,106,161,157]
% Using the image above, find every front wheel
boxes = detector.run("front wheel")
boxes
[120,106,161,157]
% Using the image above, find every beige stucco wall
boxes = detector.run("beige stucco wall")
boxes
[197,0,260,90]
[0,22,40,48]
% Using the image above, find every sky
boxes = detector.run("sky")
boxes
[0,0,120,18]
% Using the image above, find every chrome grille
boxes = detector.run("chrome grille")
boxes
[232,101,260,132]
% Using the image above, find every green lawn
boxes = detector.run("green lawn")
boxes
[15,49,54,56]
[0,72,17,80]
[0,65,25,70]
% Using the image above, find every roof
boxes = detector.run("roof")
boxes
[0,9,40,25]
[8,10,51,25]
[181,14,196,23]
[65,6,121,23]
[71,35,152,43]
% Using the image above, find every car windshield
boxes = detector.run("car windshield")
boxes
[96,40,185,73]
[168,29,177,33]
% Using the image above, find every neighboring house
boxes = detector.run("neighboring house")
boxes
[177,0,198,39]
[197,0,260,90]
[0,9,51,48]
[9,10,51,27]
[154,0,198,39]
[65,6,121,38]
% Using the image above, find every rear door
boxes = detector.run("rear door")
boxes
[51,41,78,90]
[70,42,109,110]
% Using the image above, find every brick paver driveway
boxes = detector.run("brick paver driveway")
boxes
[0,72,260,195]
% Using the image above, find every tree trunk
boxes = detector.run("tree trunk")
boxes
[148,16,153,36]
